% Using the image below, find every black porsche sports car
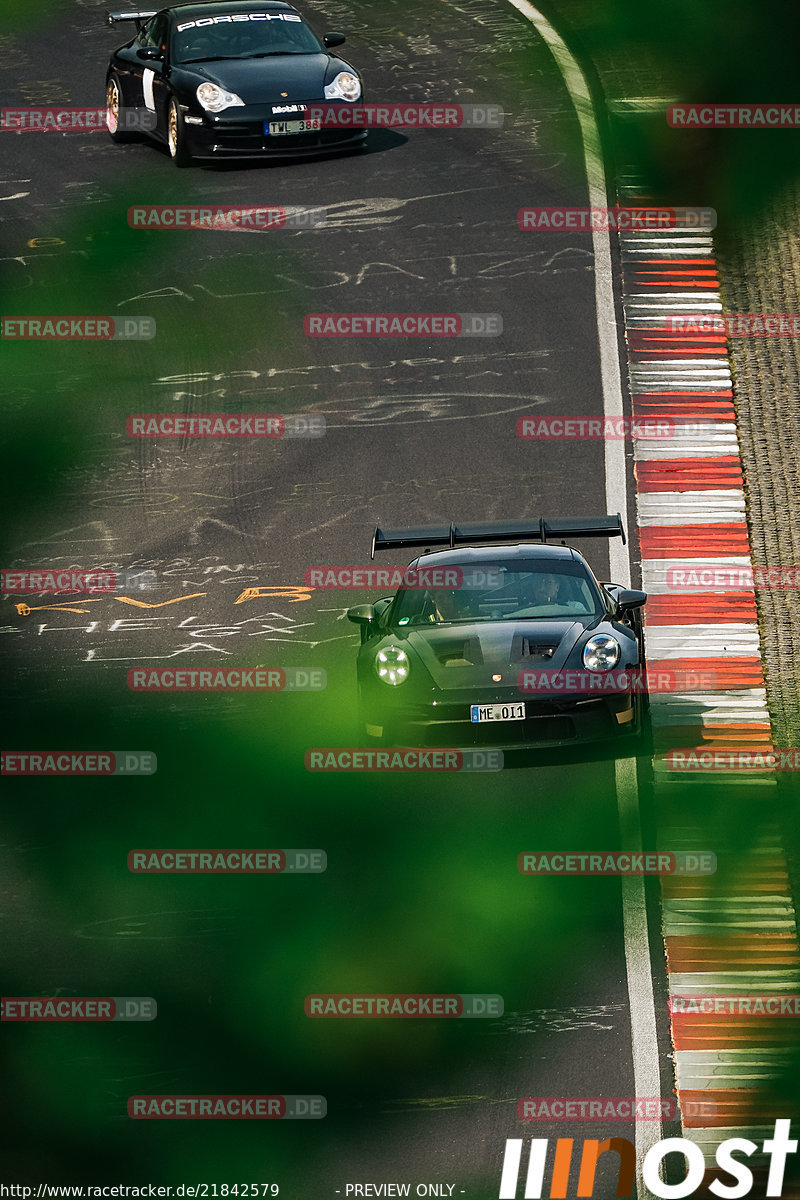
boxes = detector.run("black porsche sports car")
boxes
[105,1,366,164]
[347,517,649,750]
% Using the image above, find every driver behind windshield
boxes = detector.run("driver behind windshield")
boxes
[528,572,561,607]
[427,587,475,623]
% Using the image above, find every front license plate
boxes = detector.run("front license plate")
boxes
[264,119,321,135]
[470,703,526,723]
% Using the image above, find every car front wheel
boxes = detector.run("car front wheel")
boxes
[106,74,133,143]
[167,97,193,167]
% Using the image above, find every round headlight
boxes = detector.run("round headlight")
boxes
[324,71,361,101]
[375,646,410,686]
[583,633,621,670]
[196,82,245,113]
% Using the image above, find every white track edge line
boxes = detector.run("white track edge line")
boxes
[503,4,660,1194]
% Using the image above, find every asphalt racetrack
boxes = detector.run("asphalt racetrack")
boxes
[0,0,680,1193]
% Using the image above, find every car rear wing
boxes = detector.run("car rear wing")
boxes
[370,515,626,558]
[106,10,157,27]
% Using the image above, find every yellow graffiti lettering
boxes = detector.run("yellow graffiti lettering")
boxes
[234,586,314,604]
[16,601,103,615]
[114,592,206,609]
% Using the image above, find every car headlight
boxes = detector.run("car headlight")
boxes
[583,634,621,670]
[196,83,245,113]
[324,71,361,101]
[375,646,410,686]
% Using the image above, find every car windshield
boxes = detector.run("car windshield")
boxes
[173,13,323,63]
[389,561,605,625]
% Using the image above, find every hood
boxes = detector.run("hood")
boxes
[400,619,588,691]
[186,53,342,104]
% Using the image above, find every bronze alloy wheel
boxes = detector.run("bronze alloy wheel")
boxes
[106,78,119,132]
[168,101,178,156]
[167,98,191,166]
[105,74,132,142]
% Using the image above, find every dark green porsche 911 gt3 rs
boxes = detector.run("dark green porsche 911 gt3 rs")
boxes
[347,517,648,751]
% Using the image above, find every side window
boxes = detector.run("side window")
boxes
[139,13,168,53]
[138,15,159,48]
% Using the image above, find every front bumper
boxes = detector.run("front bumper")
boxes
[361,687,641,750]
[182,107,367,159]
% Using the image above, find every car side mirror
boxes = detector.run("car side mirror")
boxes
[615,589,647,612]
[348,603,377,643]
[323,32,346,48]
[347,603,375,626]
[137,46,163,60]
